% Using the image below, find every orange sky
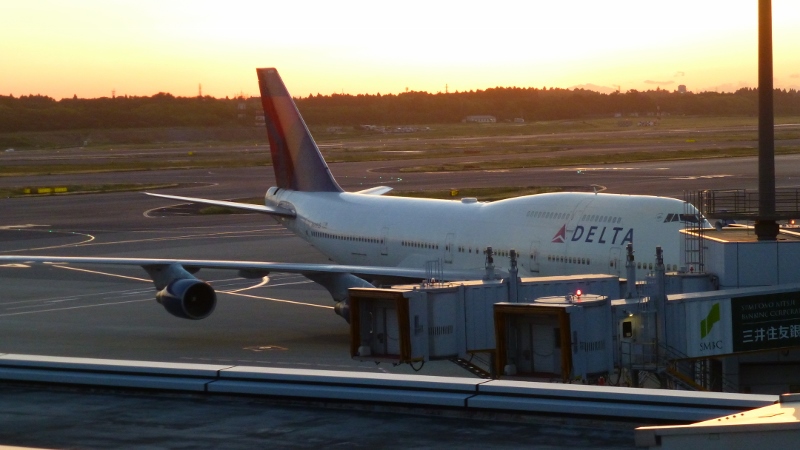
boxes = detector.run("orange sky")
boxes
[2,1,799,99]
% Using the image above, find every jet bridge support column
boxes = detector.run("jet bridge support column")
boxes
[508,249,519,303]
[484,247,498,280]
[625,243,637,299]
[653,247,668,350]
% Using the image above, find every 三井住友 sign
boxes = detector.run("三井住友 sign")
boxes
[731,292,800,353]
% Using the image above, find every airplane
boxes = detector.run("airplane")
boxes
[0,68,710,323]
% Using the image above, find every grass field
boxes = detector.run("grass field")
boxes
[0,183,182,198]
[2,116,799,177]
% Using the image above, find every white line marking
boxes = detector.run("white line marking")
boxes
[68,228,289,248]
[0,231,95,253]
[51,264,151,282]
[0,298,151,317]
[0,224,51,230]
[260,280,314,288]
[0,288,152,307]
[223,276,270,293]
[219,291,333,309]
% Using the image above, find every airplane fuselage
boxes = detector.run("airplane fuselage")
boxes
[266,187,703,280]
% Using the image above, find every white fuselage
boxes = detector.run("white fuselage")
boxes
[266,188,704,280]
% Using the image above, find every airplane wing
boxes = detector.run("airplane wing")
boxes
[354,186,393,195]
[145,192,296,217]
[0,255,489,321]
[0,255,481,280]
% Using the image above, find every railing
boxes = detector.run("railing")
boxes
[682,191,706,273]
[423,259,444,286]
[620,340,659,368]
[665,366,707,391]
[694,188,800,220]
[619,339,739,392]
[659,344,739,393]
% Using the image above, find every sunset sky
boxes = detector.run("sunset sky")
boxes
[2,1,799,99]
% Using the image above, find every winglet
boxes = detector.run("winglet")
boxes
[257,68,342,193]
[355,186,394,196]
[145,192,296,217]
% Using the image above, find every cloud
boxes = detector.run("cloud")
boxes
[791,73,800,79]
[644,80,675,85]
[674,71,685,77]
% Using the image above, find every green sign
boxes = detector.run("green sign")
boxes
[731,292,800,353]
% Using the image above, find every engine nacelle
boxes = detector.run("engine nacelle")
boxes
[156,278,217,320]
[304,272,374,324]
[334,301,350,323]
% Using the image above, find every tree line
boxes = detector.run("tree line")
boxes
[2,87,800,133]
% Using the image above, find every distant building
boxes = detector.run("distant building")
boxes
[678,85,687,94]
[358,125,431,134]
[254,114,265,127]
[463,115,496,123]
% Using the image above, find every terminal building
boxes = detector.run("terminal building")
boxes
[347,190,800,395]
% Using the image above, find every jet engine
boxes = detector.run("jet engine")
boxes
[304,272,375,323]
[156,278,217,320]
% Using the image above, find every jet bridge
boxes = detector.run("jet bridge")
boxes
[349,274,620,378]
[493,293,613,382]
[350,235,800,393]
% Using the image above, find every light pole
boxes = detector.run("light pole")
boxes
[755,0,778,240]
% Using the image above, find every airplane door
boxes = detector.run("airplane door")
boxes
[564,196,595,273]
[384,307,400,355]
[375,306,399,355]
[514,317,561,375]
[532,321,559,374]
[516,324,533,373]
[381,227,389,256]
[528,239,541,274]
[609,246,622,276]
[566,197,594,236]
[444,233,455,264]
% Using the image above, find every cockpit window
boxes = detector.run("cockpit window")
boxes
[664,213,702,223]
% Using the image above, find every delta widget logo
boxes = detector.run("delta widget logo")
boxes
[551,225,567,243]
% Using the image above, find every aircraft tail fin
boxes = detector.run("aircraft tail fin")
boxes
[256,68,342,192]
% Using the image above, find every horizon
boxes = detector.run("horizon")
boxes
[1,84,770,102]
[2,1,800,100]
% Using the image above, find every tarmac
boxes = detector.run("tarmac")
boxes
[4,148,800,448]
